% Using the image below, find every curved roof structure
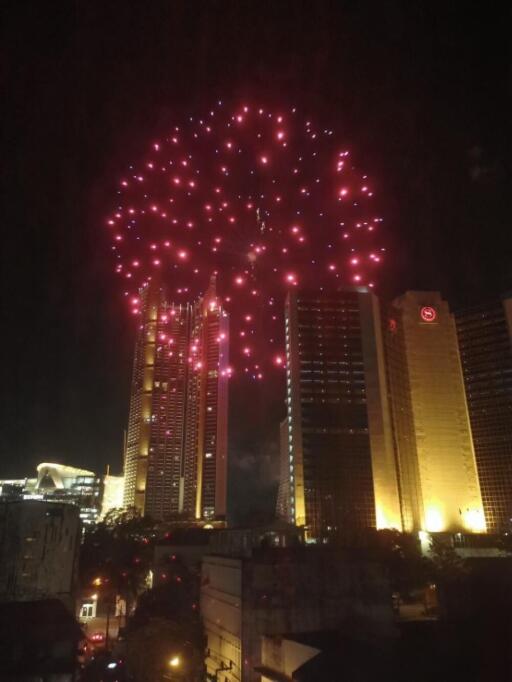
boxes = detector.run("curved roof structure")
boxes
[35,463,96,490]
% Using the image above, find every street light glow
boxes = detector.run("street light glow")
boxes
[169,655,181,668]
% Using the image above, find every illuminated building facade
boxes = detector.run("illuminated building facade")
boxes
[385,291,485,533]
[0,463,102,527]
[123,277,229,521]
[284,288,401,540]
[275,418,290,521]
[100,473,125,519]
[455,295,512,532]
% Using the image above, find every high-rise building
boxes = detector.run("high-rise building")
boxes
[283,288,402,540]
[385,291,485,533]
[123,276,229,521]
[455,295,512,533]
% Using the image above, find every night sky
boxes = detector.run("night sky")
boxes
[2,1,510,521]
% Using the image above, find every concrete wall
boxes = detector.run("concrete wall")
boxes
[261,636,320,681]
[0,500,80,610]
[202,555,242,682]
[202,548,394,682]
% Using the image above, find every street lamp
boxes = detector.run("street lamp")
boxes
[90,577,113,649]
[168,655,181,669]
[162,655,182,681]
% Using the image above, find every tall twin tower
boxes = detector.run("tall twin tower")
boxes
[123,276,229,522]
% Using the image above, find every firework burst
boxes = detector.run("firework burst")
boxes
[107,101,385,379]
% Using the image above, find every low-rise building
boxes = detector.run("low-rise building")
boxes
[258,632,328,681]
[0,500,81,610]
[153,527,214,587]
[0,478,32,500]
[0,462,125,527]
[201,531,395,682]
[33,463,102,526]
[257,631,391,681]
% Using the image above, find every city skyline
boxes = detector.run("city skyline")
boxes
[1,278,510,534]
[3,5,511,681]
[2,4,509,528]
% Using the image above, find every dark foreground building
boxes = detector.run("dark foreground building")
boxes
[201,527,395,682]
[258,631,392,682]
[0,500,80,610]
[456,295,512,532]
[0,599,84,681]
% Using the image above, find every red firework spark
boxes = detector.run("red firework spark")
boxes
[107,101,386,379]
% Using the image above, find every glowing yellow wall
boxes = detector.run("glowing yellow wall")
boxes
[123,282,160,515]
[359,292,402,531]
[391,292,485,533]
[285,294,306,528]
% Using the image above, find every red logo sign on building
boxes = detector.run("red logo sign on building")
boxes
[420,306,437,323]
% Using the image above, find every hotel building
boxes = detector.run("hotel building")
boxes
[385,291,485,533]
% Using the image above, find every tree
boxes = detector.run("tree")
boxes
[126,558,205,682]
[426,535,471,619]
[362,528,430,599]
[428,535,469,582]
[126,617,204,682]
[79,507,155,612]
